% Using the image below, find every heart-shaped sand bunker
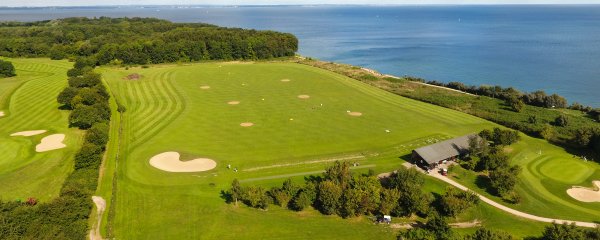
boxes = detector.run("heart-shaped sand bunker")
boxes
[36,134,66,152]
[149,152,217,172]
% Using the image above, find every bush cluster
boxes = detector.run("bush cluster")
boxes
[0,59,110,239]
[464,129,522,203]
[0,59,16,77]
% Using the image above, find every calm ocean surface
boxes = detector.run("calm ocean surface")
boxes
[1,5,599,106]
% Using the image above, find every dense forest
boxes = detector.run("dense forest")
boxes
[0,17,298,64]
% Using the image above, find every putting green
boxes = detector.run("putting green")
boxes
[538,156,592,184]
[0,58,83,202]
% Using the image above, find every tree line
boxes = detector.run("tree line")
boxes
[423,80,569,109]
[0,58,110,239]
[0,17,298,65]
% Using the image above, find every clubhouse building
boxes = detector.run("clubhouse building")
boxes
[412,134,477,169]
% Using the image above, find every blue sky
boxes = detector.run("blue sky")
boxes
[2,0,598,7]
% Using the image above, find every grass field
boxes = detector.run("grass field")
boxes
[0,58,83,202]
[96,61,596,239]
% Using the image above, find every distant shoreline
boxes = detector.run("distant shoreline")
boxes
[2,4,600,9]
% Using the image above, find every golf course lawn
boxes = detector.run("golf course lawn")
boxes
[96,61,597,239]
[0,58,83,202]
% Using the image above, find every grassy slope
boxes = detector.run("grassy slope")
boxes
[97,62,567,239]
[0,58,83,202]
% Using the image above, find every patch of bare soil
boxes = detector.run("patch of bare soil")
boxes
[124,73,141,80]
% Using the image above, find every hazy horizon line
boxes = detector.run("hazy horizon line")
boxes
[2,3,600,8]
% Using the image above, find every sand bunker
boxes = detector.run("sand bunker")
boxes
[348,112,363,116]
[149,152,217,172]
[228,101,240,105]
[567,181,600,202]
[297,95,310,99]
[0,111,4,117]
[200,85,211,89]
[10,130,47,137]
[281,79,291,82]
[240,122,254,127]
[36,134,66,152]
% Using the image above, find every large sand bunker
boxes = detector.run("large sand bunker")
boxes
[240,122,254,127]
[149,152,217,172]
[348,112,363,117]
[228,101,240,105]
[200,85,211,89]
[36,134,66,152]
[0,111,4,117]
[297,95,310,99]
[11,130,47,137]
[567,181,600,202]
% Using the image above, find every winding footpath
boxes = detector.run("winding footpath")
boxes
[402,163,598,228]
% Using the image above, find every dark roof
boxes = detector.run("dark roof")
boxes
[413,134,477,165]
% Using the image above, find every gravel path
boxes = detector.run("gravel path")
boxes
[89,196,106,240]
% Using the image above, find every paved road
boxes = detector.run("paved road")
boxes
[402,163,598,228]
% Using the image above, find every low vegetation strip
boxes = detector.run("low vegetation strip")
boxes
[240,164,376,183]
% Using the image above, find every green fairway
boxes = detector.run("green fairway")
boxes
[97,61,588,239]
[0,58,83,202]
